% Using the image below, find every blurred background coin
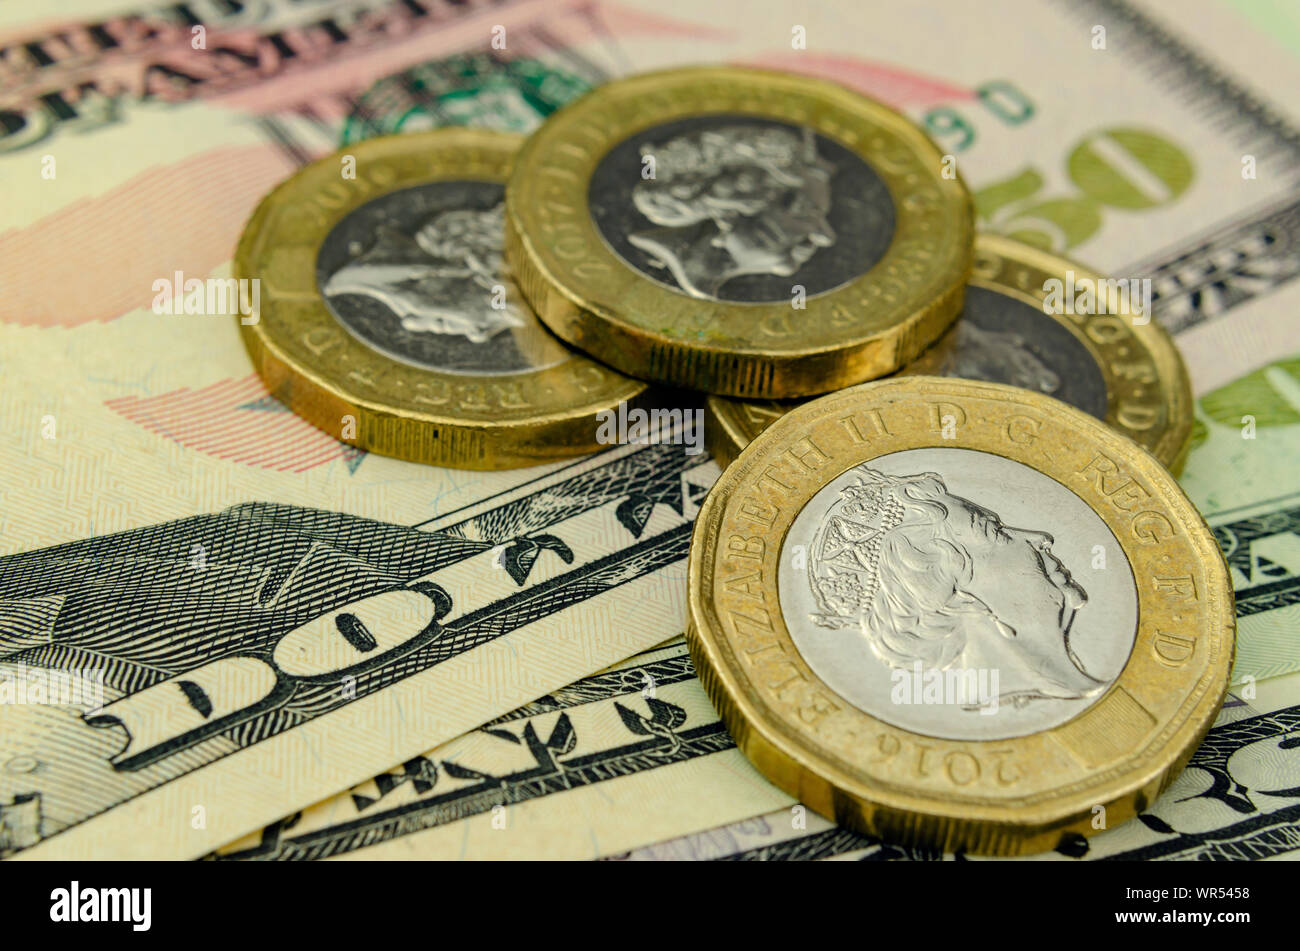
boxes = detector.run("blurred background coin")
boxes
[688,376,1233,855]
[506,66,974,398]
[706,235,1193,470]
[236,128,646,470]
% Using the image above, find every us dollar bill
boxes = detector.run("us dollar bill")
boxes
[3,0,1299,398]
[0,439,714,860]
[208,641,1300,862]
[3,0,1299,862]
[1184,354,1300,682]
[193,366,1298,863]
[214,348,1300,860]
[206,640,790,861]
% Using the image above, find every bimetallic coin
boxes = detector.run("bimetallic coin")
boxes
[236,129,644,470]
[688,377,1233,855]
[705,234,1193,471]
[506,66,973,398]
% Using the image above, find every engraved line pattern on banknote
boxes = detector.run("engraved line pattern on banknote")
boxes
[0,1,528,140]
[1060,0,1300,172]
[1055,0,1300,333]
[211,647,724,861]
[1095,704,1300,861]
[1143,197,1300,336]
[716,828,905,862]
[1212,498,1300,617]
[0,441,709,857]
[268,38,616,163]
[482,651,697,725]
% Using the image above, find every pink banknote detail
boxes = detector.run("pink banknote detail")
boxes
[734,52,974,107]
[0,145,297,327]
[104,374,364,472]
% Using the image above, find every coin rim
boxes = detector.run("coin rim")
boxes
[687,376,1234,854]
[505,65,974,398]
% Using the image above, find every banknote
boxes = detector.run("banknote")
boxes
[5,0,1299,393]
[0,423,714,860]
[211,637,1300,862]
[207,640,790,861]
[215,352,1300,861]
[2,0,1299,863]
[4,0,1296,562]
[2,0,1295,619]
[0,1,705,861]
[1183,354,1300,682]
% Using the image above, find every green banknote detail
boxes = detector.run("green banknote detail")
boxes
[1200,356,1300,430]
[1224,0,1300,59]
[1184,355,1300,501]
[339,53,594,144]
[1180,355,1300,683]
[974,127,1195,253]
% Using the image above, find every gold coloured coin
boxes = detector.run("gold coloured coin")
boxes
[706,235,1193,471]
[506,66,973,398]
[688,377,1233,855]
[236,128,645,470]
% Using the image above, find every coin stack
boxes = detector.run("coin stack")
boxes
[236,65,1233,855]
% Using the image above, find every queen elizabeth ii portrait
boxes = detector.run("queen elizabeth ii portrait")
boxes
[319,198,568,374]
[322,203,523,344]
[626,124,838,300]
[808,465,1104,708]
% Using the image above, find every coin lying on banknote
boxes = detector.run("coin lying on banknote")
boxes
[505,66,974,398]
[687,376,1234,855]
[706,235,1194,471]
[235,128,645,469]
